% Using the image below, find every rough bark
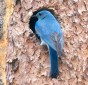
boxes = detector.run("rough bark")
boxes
[7,0,88,85]
[0,0,14,85]
[0,0,6,84]
[0,0,5,39]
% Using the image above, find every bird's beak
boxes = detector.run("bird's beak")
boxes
[32,15,37,18]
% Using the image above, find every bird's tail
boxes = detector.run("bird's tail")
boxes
[49,46,59,78]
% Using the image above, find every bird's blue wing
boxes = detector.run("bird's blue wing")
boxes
[35,21,64,56]
[49,32,64,56]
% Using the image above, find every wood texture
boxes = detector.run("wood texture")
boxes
[0,0,14,85]
[6,0,88,85]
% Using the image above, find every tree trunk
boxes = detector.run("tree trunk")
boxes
[6,0,88,85]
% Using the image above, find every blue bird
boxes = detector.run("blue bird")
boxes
[33,10,64,78]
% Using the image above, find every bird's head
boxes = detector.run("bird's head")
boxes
[32,10,52,20]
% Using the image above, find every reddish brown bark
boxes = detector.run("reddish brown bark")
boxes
[7,0,88,85]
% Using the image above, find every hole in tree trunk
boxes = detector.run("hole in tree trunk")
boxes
[29,7,56,41]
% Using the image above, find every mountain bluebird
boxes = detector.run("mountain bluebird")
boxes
[32,10,64,78]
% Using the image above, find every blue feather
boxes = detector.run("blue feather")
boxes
[49,46,59,78]
[34,10,64,78]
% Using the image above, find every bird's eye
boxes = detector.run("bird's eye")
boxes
[39,13,42,16]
